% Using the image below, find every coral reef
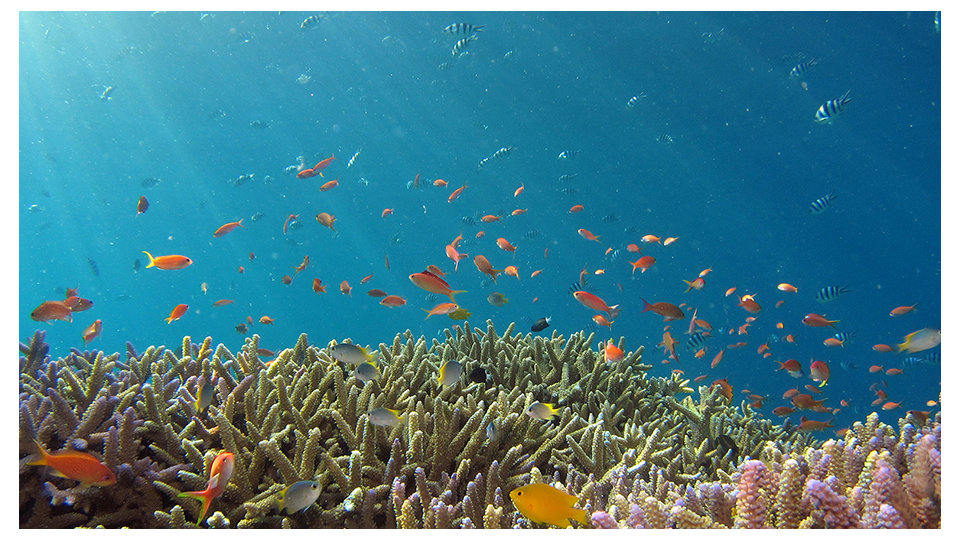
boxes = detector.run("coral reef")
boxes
[18,323,940,528]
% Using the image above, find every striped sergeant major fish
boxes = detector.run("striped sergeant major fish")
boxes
[451,35,476,57]
[626,92,647,108]
[300,14,328,31]
[815,285,850,303]
[347,149,361,168]
[833,331,856,343]
[477,146,514,169]
[687,332,708,350]
[809,193,837,214]
[789,57,819,78]
[444,23,484,34]
[815,90,852,123]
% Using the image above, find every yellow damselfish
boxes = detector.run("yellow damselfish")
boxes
[509,483,589,528]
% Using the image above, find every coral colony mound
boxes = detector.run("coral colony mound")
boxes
[19,322,940,528]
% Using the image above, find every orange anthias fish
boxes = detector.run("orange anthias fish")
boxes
[423,302,459,319]
[603,340,625,362]
[803,313,839,328]
[504,265,520,280]
[797,419,835,432]
[81,319,102,343]
[778,283,798,293]
[213,219,244,238]
[660,331,678,361]
[339,281,352,295]
[319,178,340,191]
[473,255,502,283]
[178,451,235,525]
[367,289,388,297]
[577,228,600,242]
[889,304,918,317]
[641,234,661,244]
[569,204,584,213]
[572,290,620,317]
[640,298,684,321]
[434,178,448,187]
[514,184,525,197]
[27,439,116,486]
[809,360,830,387]
[360,274,374,284]
[260,315,275,324]
[509,483,589,528]
[629,256,656,274]
[426,264,446,276]
[409,270,466,302]
[682,277,705,292]
[738,294,762,313]
[293,255,310,275]
[381,208,394,218]
[313,154,335,176]
[445,243,468,272]
[776,358,803,378]
[592,314,613,327]
[448,185,467,202]
[496,237,516,253]
[380,295,407,307]
[481,215,502,223]
[296,167,317,178]
[142,251,193,270]
[711,350,725,369]
[213,299,234,307]
[30,300,73,322]
[165,304,189,324]
[283,214,298,235]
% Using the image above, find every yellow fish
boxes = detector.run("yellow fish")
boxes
[447,307,472,320]
[509,483,589,528]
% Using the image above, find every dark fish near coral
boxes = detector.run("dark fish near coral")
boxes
[531,317,551,332]
[715,434,739,461]
[235,323,248,334]
[468,366,487,383]
[196,383,215,413]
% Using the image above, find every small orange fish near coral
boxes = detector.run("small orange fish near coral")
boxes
[213,219,244,238]
[165,304,188,324]
[142,251,192,270]
[27,439,116,486]
[260,316,275,324]
[380,295,407,307]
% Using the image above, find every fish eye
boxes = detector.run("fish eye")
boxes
[516,490,522,496]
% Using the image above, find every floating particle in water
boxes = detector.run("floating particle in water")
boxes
[297,73,312,85]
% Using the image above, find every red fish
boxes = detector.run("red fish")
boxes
[213,299,234,307]
[569,204,584,213]
[711,379,733,402]
[81,319,102,343]
[366,289,388,297]
[165,304,189,324]
[603,340,625,362]
[710,350,724,369]
[319,178,340,191]
[473,255,502,283]
[577,228,600,242]
[316,212,336,231]
[213,219,244,238]
[573,290,620,317]
[409,270,466,302]
[797,419,834,432]
[178,451,235,525]
[296,168,317,178]
[629,256,656,274]
[776,359,803,378]
[889,304,917,317]
[313,279,327,294]
[809,360,830,387]
[339,281,352,295]
[30,300,73,322]
[448,185,467,202]
[142,251,193,270]
[496,237,516,253]
[136,196,149,215]
[772,406,796,416]
[683,277,705,292]
[872,344,893,353]
[27,439,116,486]
[283,214,298,234]
[380,295,407,307]
[802,313,839,328]
[738,294,762,313]
[640,298,684,321]
[293,255,310,275]
[313,154,335,176]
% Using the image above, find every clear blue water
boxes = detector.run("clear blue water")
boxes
[19,11,940,435]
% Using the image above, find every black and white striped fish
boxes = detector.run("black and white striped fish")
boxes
[300,14,326,31]
[687,332,709,350]
[815,90,852,123]
[833,331,856,343]
[815,285,850,303]
[477,146,514,168]
[347,149,361,168]
[809,193,838,214]
[451,35,476,57]
[789,57,818,79]
[656,134,674,144]
[626,93,647,109]
[444,23,484,34]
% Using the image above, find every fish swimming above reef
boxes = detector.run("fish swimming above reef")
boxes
[509,483,589,528]
[330,343,375,365]
[178,451,235,525]
[27,439,116,486]
[274,480,321,514]
[531,316,551,332]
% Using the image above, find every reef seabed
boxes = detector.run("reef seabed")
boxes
[18,322,940,528]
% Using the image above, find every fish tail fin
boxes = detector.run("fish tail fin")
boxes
[608,305,621,319]
[683,280,694,293]
[26,439,50,467]
[422,309,433,320]
[141,251,156,268]
[178,489,214,525]
[573,508,590,526]
[317,171,324,177]
[640,298,652,312]
[238,219,244,228]
[448,289,467,301]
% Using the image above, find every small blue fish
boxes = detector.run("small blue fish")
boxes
[486,420,499,442]
[789,57,818,79]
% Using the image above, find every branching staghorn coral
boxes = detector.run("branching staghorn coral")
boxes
[19,325,941,529]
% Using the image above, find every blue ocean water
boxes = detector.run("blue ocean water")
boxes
[19,11,940,436]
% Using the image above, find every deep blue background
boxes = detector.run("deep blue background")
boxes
[20,11,940,436]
